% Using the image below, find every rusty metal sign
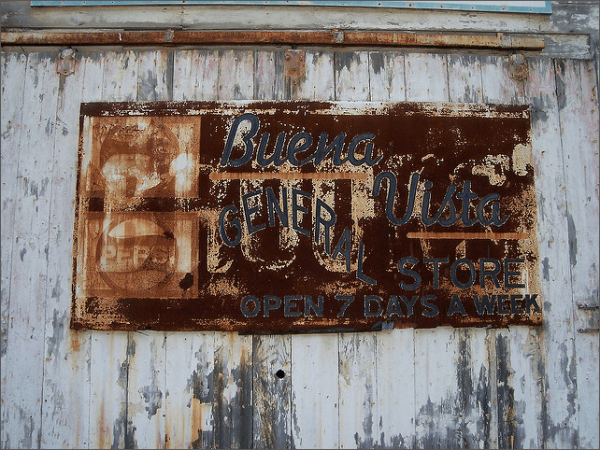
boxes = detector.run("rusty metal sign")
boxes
[71,101,542,332]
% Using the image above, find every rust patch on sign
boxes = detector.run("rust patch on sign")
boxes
[71,101,542,332]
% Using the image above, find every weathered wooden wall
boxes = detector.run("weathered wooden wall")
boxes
[1,2,598,449]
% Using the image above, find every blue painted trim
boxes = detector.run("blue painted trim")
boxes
[31,1,552,14]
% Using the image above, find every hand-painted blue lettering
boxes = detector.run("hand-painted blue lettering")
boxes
[364,295,383,317]
[357,241,377,285]
[348,133,381,166]
[451,258,476,289]
[291,188,310,237]
[477,193,509,226]
[264,295,282,317]
[319,133,348,165]
[525,294,541,312]
[284,295,303,317]
[257,132,287,166]
[332,227,352,273]
[421,295,438,317]
[398,256,421,290]
[314,198,336,254]
[241,296,260,318]
[372,172,419,226]
[221,113,259,167]
[424,258,448,289]
[448,295,467,316]
[222,114,382,168]
[480,258,501,288]
[219,204,242,247]
[497,294,510,314]
[336,295,354,317]
[510,294,525,314]
[455,180,479,226]
[374,172,510,228]
[422,181,457,227]
[242,189,266,235]
[473,295,496,315]
[399,295,419,317]
[305,295,324,317]
[504,258,525,288]
[287,132,313,165]
[266,186,289,228]
[385,295,404,318]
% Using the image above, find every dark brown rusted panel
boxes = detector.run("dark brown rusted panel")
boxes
[71,101,542,332]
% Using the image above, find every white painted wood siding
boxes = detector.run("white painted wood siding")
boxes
[1,46,598,449]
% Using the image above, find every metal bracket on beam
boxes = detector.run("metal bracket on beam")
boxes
[56,47,76,76]
[577,303,599,333]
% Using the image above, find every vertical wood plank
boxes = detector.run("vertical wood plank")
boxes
[338,334,378,449]
[127,332,167,449]
[481,54,545,449]
[447,54,483,104]
[214,48,255,449]
[1,52,28,449]
[368,51,405,104]
[39,49,91,449]
[368,50,417,449]
[523,57,573,449]
[414,329,463,448]
[217,49,254,100]
[335,51,370,101]
[123,49,172,450]
[374,328,416,448]
[295,51,335,101]
[404,52,464,449]
[290,49,339,450]
[255,49,286,101]
[213,333,253,449]
[251,49,294,450]
[0,51,27,358]
[405,53,448,102]
[555,58,599,449]
[334,49,379,450]
[71,52,105,450]
[252,335,293,449]
[88,50,139,450]
[291,334,340,449]
[446,53,492,449]
[165,333,215,449]
[1,51,60,449]
[166,48,220,449]
[173,49,219,102]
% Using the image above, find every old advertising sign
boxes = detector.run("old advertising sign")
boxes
[71,101,541,332]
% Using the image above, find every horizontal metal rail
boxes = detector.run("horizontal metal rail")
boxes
[0,29,545,50]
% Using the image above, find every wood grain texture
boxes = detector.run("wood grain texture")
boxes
[169,48,221,449]
[554,58,599,449]
[404,52,468,450]
[367,50,417,449]
[39,48,89,449]
[447,53,493,449]
[124,49,172,450]
[1,52,60,449]
[251,48,294,450]
[1,41,598,449]
[88,50,139,450]
[0,52,28,449]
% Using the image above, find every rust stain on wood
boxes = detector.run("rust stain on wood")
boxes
[71,101,542,333]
